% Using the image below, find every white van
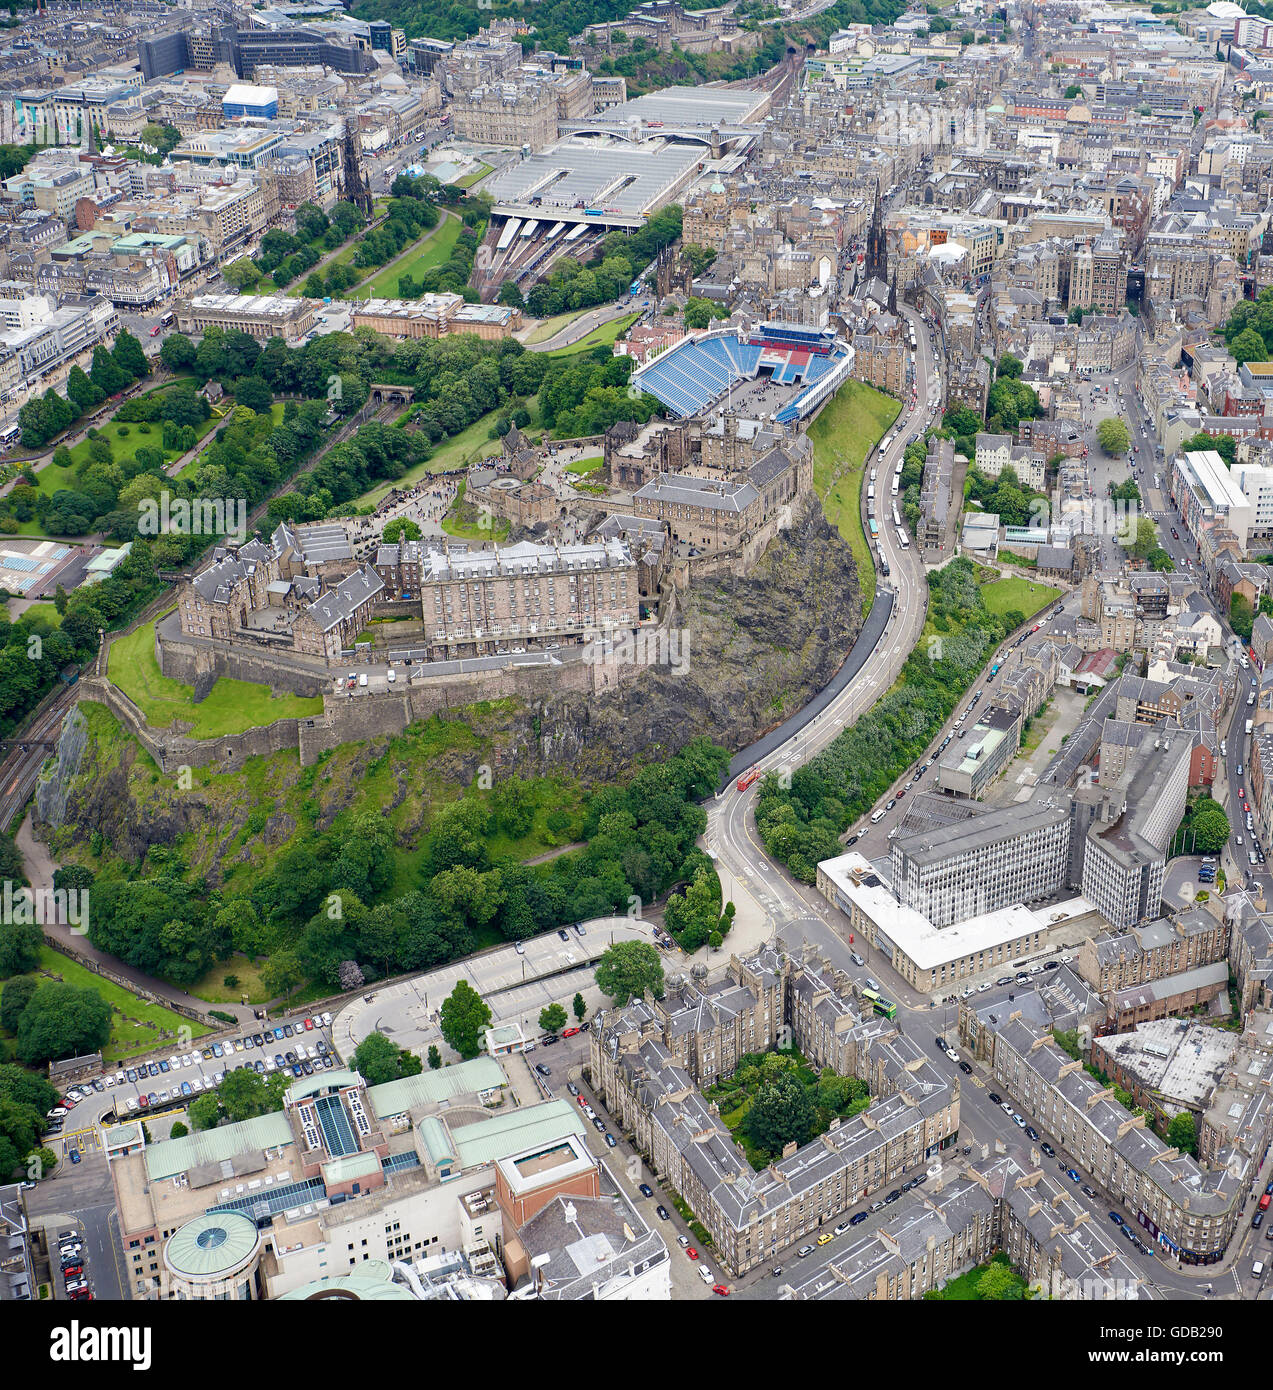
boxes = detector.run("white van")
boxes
[358,673,368,687]
[870,808,887,824]
[387,668,396,683]
[1254,1259,1265,1278]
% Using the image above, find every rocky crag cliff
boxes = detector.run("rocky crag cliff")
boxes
[41,498,862,878]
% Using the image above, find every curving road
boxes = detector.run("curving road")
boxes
[706,301,936,934]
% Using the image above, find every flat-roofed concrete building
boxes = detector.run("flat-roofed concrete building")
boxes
[1079,735,1191,930]
[817,848,1095,993]
[888,797,1073,928]
[936,705,1021,798]
[1172,448,1254,553]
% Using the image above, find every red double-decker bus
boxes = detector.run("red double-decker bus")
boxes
[736,768,760,791]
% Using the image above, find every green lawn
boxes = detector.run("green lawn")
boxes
[108,619,323,737]
[187,954,271,1005]
[347,215,462,302]
[542,312,639,358]
[808,379,902,618]
[12,946,211,1064]
[11,383,218,536]
[64,386,218,475]
[18,601,62,627]
[979,576,1062,621]
[454,162,492,189]
[566,455,603,476]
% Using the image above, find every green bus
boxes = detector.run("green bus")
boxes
[860,988,898,1021]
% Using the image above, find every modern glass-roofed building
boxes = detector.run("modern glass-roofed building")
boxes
[110,1057,598,1299]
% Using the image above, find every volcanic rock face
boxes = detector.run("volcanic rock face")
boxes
[48,497,861,876]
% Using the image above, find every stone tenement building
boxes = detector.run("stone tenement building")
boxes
[984,1016,1243,1264]
[413,538,638,658]
[175,527,638,668]
[589,943,960,1275]
[630,435,813,559]
[1076,906,1229,995]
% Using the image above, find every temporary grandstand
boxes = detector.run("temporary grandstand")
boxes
[631,323,854,425]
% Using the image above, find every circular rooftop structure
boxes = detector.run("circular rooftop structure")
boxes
[164,1210,261,1293]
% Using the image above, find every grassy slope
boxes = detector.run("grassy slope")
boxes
[542,312,640,358]
[61,700,588,907]
[349,393,543,509]
[0,946,209,1065]
[808,379,902,619]
[347,216,463,302]
[979,575,1062,619]
[107,620,323,737]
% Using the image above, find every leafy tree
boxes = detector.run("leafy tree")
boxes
[223,259,263,291]
[595,940,664,1006]
[1129,516,1158,560]
[427,1045,442,1070]
[539,1003,567,1034]
[260,949,304,1002]
[0,976,37,1033]
[497,279,524,308]
[976,1260,1025,1300]
[169,1121,188,1139]
[683,297,728,330]
[1231,593,1255,642]
[1096,416,1130,456]
[159,333,197,373]
[351,1032,417,1086]
[0,919,41,976]
[89,344,129,396]
[232,375,273,414]
[1064,84,1081,98]
[1166,1109,1197,1155]
[1230,326,1267,366]
[572,992,587,1022]
[14,981,112,1064]
[663,870,721,952]
[439,979,491,1060]
[1189,801,1231,854]
[382,517,422,543]
[744,1070,817,1157]
[112,329,150,382]
[996,352,1023,379]
[189,1092,221,1131]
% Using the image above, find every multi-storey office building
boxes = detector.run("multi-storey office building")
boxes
[889,799,1073,928]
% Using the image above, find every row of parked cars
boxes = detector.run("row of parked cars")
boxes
[45,1014,335,1123]
[57,1230,91,1301]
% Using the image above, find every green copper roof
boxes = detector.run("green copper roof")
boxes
[164,1211,259,1279]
